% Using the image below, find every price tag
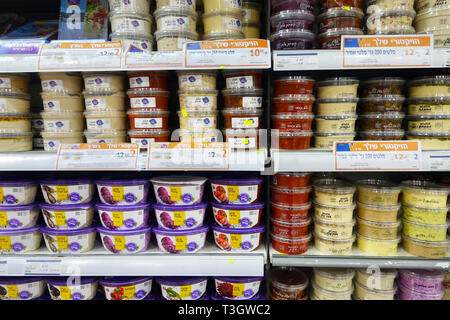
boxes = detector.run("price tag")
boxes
[112,186,124,201]
[25,260,61,275]
[175,236,187,250]
[229,210,240,225]
[0,261,7,275]
[334,141,422,171]
[233,283,245,297]
[54,211,67,226]
[342,35,433,68]
[180,285,192,298]
[114,236,126,250]
[0,211,7,227]
[428,154,450,171]
[56,143,140,170]
[123,286,136,299]
[230,234,241,249]
[174,211,186,226]
[112,212,124,227]
[0,40,43,72]
[124,49,184,69]
[185,39,271,69]
[274,52,318,71]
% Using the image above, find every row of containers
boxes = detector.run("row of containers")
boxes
[0,175,266,254]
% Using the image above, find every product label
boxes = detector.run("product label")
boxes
[44,119,71,131]
[170,0,195,7]
[85,98,107,110]
[187,117,215,128]
[180,75,203,87]
[1,232,35,253]
[101,208,145,229]
[226,76,253,89]
[222,17,242,31]
[214,279,260,300]
[102,233,147,253]
[56,236,69,250]
[41,80,64,91]
[85,77,110,89]
[231,117,258,128]
[44,140,60,152]
[0,78,11,89]
[228,137,256,149]
[45,208,88,229]
[185,95,214,108]
[54,211,67,226]
[212,207,259,228]
[134,117,162,129]
[42,184,91,204]
[211,184,258,204]
[112,186,124,201]
[130,137,155,149]
[87,118,111,130]
[175,236,187,250]
[223,0,242,8]
[160,280,207,300]
[129,76,150,88]
[0,211,7,226]
[0,99,7,110]
[51,283,93,300]
[56,186,69,200]
[161,16,191,29]
[112,17,148,33]
[114,235,126,250]
[130,97,156,108]
[0,236,11,250]
[156,233,204,253]
[156,185,200,205]
[6,285,18,298]
[242,96,262,108]
[155,208,204,230]
[43,100,61,111]
[213,230,260,252]
[0,186,29,206]
[228,210,240,225]
[103,280,152,300]
[2,281,42,300]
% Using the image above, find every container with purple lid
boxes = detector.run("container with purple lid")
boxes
[40,179,94,205]
[398,269,446,295]
[0,226,42,253]
[153,202,207,230]
[0,277,45,300]
[212,224,265,252]
[270,10,315,32]
[156,276,208,300]
[96,203,151,230]
[39,203,95,230]
[151,175,207,206]
[210,176,264,204]
[97,225,151,254]
[0,180,38,206]
[99,276,153,300]
[0,204,39,229]
[95,179,150,206]
[211,202,264,228]
[271,0,316,14]
[41,226,96,254]
[397,281,445,300]
[45,277,98,300]
[157,291,210,300]
[153,225,208,253]
[214,276,264,300]
[211,290,266,300]
[270,29,315,50]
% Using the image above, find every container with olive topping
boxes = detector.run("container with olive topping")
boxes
[408,76,450,99]
[355,268,397,291]
[316,98,358,116]
[223,108,263,129]
[407,115,450,133]
[0,73,29,93]
[356,217,401,240]
[39,72,83,93]
[270,29,315,50]
[272,131,313,150]
[154,7,198,33]
[177,70,217,91]
[407,97,450,116]
[401,180,449,209]
[313,268,355,293]
[178,110,218,130]
[357,202,401,223]
[82,72,124,92]
[359,113,405,131]
[359,130,405,141]
[83,91,126,111]
[405,132,450,150]
[313,179,356,207]
[270,10,315,32]
[318,7,364,33]
[223,88,263,110]
[315,115,357,133]
[314,132,356,150]
[0,92,31,113]
[356,179,401,207]
[178,90,218,111]
[223,70,264,90]
[366,9,416,34]
[361,77,406,97]
[202,9,244,35]
[154,30,199,51]
[360,96,405,113]
[317,27,364,49]
[317,78,359,99]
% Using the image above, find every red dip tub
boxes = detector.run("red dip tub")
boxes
[273,172,311,188]
[212,224,265,252]
[210,177,264,204]
[273,76,315,95]
[211,202,265,228]
[271,232,312,254]
[272,95,315,113]
[272,186,312,206]
[271,201,311,223]
[271,217,311,238]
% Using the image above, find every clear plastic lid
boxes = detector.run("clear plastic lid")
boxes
[272,113,314,120]
[108,12,153,21]
[127,109,170,116]
[317,27,364,39]
[356,267,397,277]
[313,178,356,193]
[314,132,357,137]
[203,31,245,40]
[356,179,401,193]
[271,201,312,211]
[82,90,125,97]
[313,217,356,227]
[270,267,309,292]
[315,115,358,120]
[271,185,312,194]
[406,131,450,137]
[222,88,264,96]
[360,95,405,104]
[314,268,355,280]
[154,29,199,41]
[177,69,217,76]
[84,130,126,138]
[271,232,312,243]
[153,7,197,19]
[408,75,450,87]
[408,96,450,104]
[318,7,364,20]
[0,92,30,100]
[0,131,33,138]
[110,32,154,41]
[407,114,450,120]
[402,218,449,229]
[311,279,354,296]
[177,110,218,116]
[84,110,126,117]
[202,8,244,19]
[359,130,405,137]
[313,200,356,210]
[274,130,313,137]
[370,26,416,35]
[127,129,170,137]
[401,180,450,194]
[362,77,405,86]
[271,217,311,227]
[317,77,360,87]
[317,97,359,104]
[357,216,401,227]
[354,279,397,294]
[222,108,263,116]
[127,88,170,96]
[402,234,449,246]
[357,201,401,211]
[40,111,82,119]
[359,112,405,119]
[356,232,401,243]
[401,202,449,212]
[270,29,315,41]
[270,10,315,25]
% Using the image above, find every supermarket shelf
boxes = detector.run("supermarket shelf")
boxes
[0,242,266,276]
[270,245,450,270]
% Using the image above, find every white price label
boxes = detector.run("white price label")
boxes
[25,260,61,275]
[124,50,184,69]
[428,154,450,171]
[0,260,7,275]
[274,52,318,70]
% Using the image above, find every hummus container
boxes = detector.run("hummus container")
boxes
[402,218,449,242]
[153,203,207,230]
[273,172,311,189]
[272,113,314,132]
[211,202,264,228]
[313,268,355,292]
[359,112,405,131]
[214,276,263,300]
[314,132,356,149]
[0,226,41,253]
[315,115,357,133]
[177,70,217,90]
[128,129,170,150]
[273,130,313,150]
[155,30,199,51]
[96,203,150,230]
[223,128,259,150]
[41,226,96,254]
[84,130,127,144]
[361,77,406,97]
[0,180,37,206]
[270,29,315,50]
[96,179,150,206]
[210,177,263,204]
[223,88,263,110]
[108,0,150,13]
[151,175,207,206]
[202,9,243,35]
[110,32,154,51]
[406,132,450,150]
[270,10,315,32]
[98,226,151,254]
[272,0,316,14]
[310,280,353,300]
[127,109,169,130]
[399,269,445,294]
[402,234,448,258]
[243,1,261,24]
[314,233,355,255]
[353,281,396,300]
[156,277,208,301]
[314,217,355,240]
[272,232,311,255]
[154,7,197,33]
[0,73,29,93]
[360,96,405,113]
[0,92,30,113]
[316,98,358,116]
[39,203,94,230]
[273,76,315,95]
[397,282,445,300]
[415,7,450,32]
[313,201,355,223]
[41,131,84,152]
[46,277,97,300]
[99,276,152,300]
[83,91,126,111]
[0,113,31,132]
[318,7,364,33]
[40,179,94,205]
[213,224,264,252]
[317,27,364,49]
[109,12,152,34]
[407,115,450,133]
[313,179,356,207]
[270,267,309,300]
[366,9,416,34]
[0,277,45,300]
[317,77,359,99]
[223,70,264,90]
[0,132,32,152]
[39,72,82,93]
[272,95,314,114]
[356,233,401,255]
[180,129,222,143]
[82,72,124,92]
[356,217,400,240]
[41,92,83,112]
[203,0,241,12]
[271,201,311,223]
[178,110,218,130]
[271,217,311,238]
[426,28,450,48]
[401,180,449,208]
[355,268,397,291]
[272,186,311,206]
[402,203,449,225]
[0,204,39,229]
[84,110,126,132]
[357,179,401,207]
[407,97,450,116]
[223,108,263,129]
[408,76,450,98]
[153,225,208,253]
[41,111,83,132]
[127,71,169,91]
[359,130,405,141]
[179,89,218,111]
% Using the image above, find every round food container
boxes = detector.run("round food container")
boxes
[271,217,311,238]
[84,130,126,144]
[156,277,208,301]
[356,179,401,207]
[318,7,364,33]
[405,131,450,150]
[41,111,83,132]
[271,201,311,223]
[310,280,353,300]
[0,181,37,206]
[41,92,83,112]
[360,96,405,113]
[273,76,315,96]
[270,29,315,50]
[110,32,154,51]
[356,233,400,255]
[271,232,311,255]
[223,108,262,129]
[367,0,414,11]
[314,132,356,149]
[210,177,263,205]
[39,72,82,93]
[402,203,449,225]
[96,179,150,206]
[108,0,150,13]
[315,115,357,133]
[223,70,264,90]
[0,226,41,253]
[407,115,450,133]
[96,203,150,230]
[154,30,199,51]
[359,112,405,131]
[41,226,96,254]
[0,113,31,132]
[0,277,45,300]
[397,281,445,300]
[127,71,169,91]
[319,0,363,11]
[222,88,263,110]
[402,218,449,242]
[0,73,29,93]
[39,203,94,230]
[41,131,84,152]
[272,113,314,132]
[317,27,364,49]
[202,9,243,35]
[0,132,33,152]
[178,89,218,111]
[272,186,311,206]
[46,277,97,300]
[355,268,397,291]
[178,110,218,130]
[415,7,450,32]
[366,9,416,34]
[313,179,355,207]
[177,70,217,90]
[314,218,355,240]
[0,92,30,113]
[313,201,355,224]
[353,281,396,300]
[273,172,311,189]
[316,98,358,116]
[180,129,222,143]
[83,91,126,111]
[407,97,450,116]
[128,129,170,150]
[361,77,405,97]
[270,10,315,32]
[270,267,308,300]
[313,268,355,292]
[153,203,207,230]
[408,75,450,98]
[211,202,264,228]
[40,179,94,205]
[99,277,152,300]
[84,110,126,132]
[314,233,355,255]
[401,180,449,209]
[151,175,207,206]
[0,204,39,229]
[212,224,264,252]
[223,128,259,150]
[356,217,400,240]
[214,276,263,300]
[272,0,316,14]
[154,7,197,33]
[399,269,445,295]
[359,130,405,141]
[109,12,152,34]
[153,225,208,253]
[82,72,124,92]
[127,109,169,130]
[426,28,450,48]
[317,77,359,99]
[97,226,151,254]
[357,201,401,223]
[272,95,315,114]
[272,130,313,150]
[402,234,448,258]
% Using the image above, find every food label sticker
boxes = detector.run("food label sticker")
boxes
[129,76,149,88]
[6,285,18,298]
[170,186,182,202]
[229,210,240,225]
[228,137,256,149]
[123,285,136,299]
[130,97,156,108]
[56,236,69,250]
[175,236,187,250]
[87,118,111,130]
[56,186,69,201]
[186,96,214,108]
[41,80,64,91]
[180,75,203,87]
[44,119,71,131]
[232,117,258,128]
[174,211,186,226]
[44,140,61,152]
[0,211,7,226]
[242,97,262,108]
[0,78,11,89]
[226,76,253,89]
[227,185,239,201]
[85,77,110,89]
[43,100,61,111]
[85,98,107,110]
[180,285,192,298]
[222,17,241,30]
[60,286,71,300]
[223,0,241,8]
[161,16,191,29]
[0,236,11,250]
[0,187,3,202]
[134,117,162,129]
[114,235,126,250]
[230,234,241,248]
[54,211,67,226]
[112,211,124,227]
[232,283,245,297]
[170,0,194,7]
[112,186,124,201]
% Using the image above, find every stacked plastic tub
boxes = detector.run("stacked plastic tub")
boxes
[242,1,262,38]
[397,269,446,300]
[310,268,355,300]
[365,0,416,35]
[202,0,245,41]
[353,268,397,300]
[415,0,450,48]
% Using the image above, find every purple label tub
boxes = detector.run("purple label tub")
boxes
[212,224,265,252]
[0,226,42,253]
[96,203,151,231]
[97,225,151,254]
[0,180,37,206]
[211,290,266,300]
[0,204,39,229]
[39,203,95,230]
[153,225,209,254]
[99,276,153,300]
[398,269,446,295]
[270,29,315,50]
[270,10,315,32]
[210,176,264,205]
[41,226,96,254]
[214,276,264,300]
[153,203,207,230]
[271,0,316,14]
[150,176,207,206]
[397,281,445,300]
[156,277,208,300]
[45,277,98,300]
[0,277,45,300]
[95,179,150,206]
[211,202,264,228]
[40,179,94,205]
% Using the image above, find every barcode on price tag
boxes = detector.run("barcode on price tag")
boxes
[25,260,61,275]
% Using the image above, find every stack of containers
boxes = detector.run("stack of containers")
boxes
[271,172,312,255]
[95,179,152,254]
[315,78,359,149]
[126,71,171,150]
[358,77,406,141]
[310,268,355,300]
[31,112,44,150]
[312,178,356,255]
[271,76,315,150]
[151,176,210,254]
[400,180,449,259]
[269,267,309,300]
[365,0,416,35]
[210,176,265,254]
[242,1,262,39]
[202,0,245,41]
[397,269,446,300]
[353,268,398,300]
[415,0,450,48]
[40,73,85,152]
[82,72,127,144]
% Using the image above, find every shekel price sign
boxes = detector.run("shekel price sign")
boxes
[334,141,422,171]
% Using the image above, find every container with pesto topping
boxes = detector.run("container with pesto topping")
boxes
[313,179,356,207]
[408,76,450,98]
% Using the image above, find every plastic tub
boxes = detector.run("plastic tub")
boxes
[317,77,359,99]
[109,12,152,34]
[319,0,363,11]
[154,30,199,51]
[359,130,405,141]
[41,131,84,152]
[96,203,150,230]
[407,115,450,133]
[426,28,450,48]
[84,110,126,132]
[127,71,169,90]
[223,70,264,90]
[0,92,30,113]
[202,9,243,35]
[97,226,151,254]
[0,204,39,229]
[272,113,314,132]
[242,1,261,23]
[177,70,217,90]
[313,268,354,292]
[271,201,311,223]
[272,95,314,114]
[270,10,315,32]
[156,277,208,301]
[270,29,315,50]
[223,128,259,150]
[316,98,358,116]
[359,112,405,131]
[407,97,450,116]
[353,281,396,300]
[0,277,45,300]
[212,224,264,252]
[367,0,414,11]
[402,203,449,225]
[361,77,406,96]
[41,92,83,112]
[401,180,449,209]
[355,268,397,291]
[96,179,149,206]
[84,130,126,144]
[273,77,315,96]
[273,172,311,189]
[408,75,450,98]
[41,111,83,132]
[356,202,401,223]
[153,225,208,253]
[271,232,311,255]
[272,218,311,238]
[128,129,170,150]
[314,132,356,149]
[318,7,364,32]
[0,180,37,206]
[310,280,353,300]
[272,130,313,150]
[314,217,355,240]
[415,7,450,32]
[214,276,262,300]
[356,233,401,255]
[270,267,308,300]
[0,132,32,152]
[178,110,218,130]
[315,115,357,133]
[366,9,416,34]
[83,91,126,111]
[272,186,311,206]
[0,226,41,253]
[360,96,405,113]
[222,88,263,110]
[402,234,448,258]
[150,175,207,206]
[40,179,94,205]
[402,218,449,242]
[210,177,263,205]
[313,201,355,223]
[110,32,154,51]
[211,202,264,228]
[153,203,207,230]
[0,73,29,93]
[41,226,96,254]
[0,113,31,132]
[82,72,124,92]
[317,27,364,49]
[272,0,315,14]
[180,129,222,143]
[46,277,97,300]
[154,7,197,33]
[314,233,355,255]
[39,72,82,93]
[357,217,400,240]
[178,89,218,111]
[202,30,245,40]
[223,108,262,130]
[39,203,94,230]
[405,131,450,150]
[399,269,445,295]
[397,281,445,300]
[356,179,401,207]
[313,179,355,207]
[127,109,169,130]
[99,277,152,300]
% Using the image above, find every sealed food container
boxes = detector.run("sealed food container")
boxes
[270,267,309,300]
[40,203,94,230]
[273,76,315,96]
[0,204,39,229]
[317,27,364,49]
[271,201,311,223]
[243,1,261,23]
[127,71,169,91]
[82,72,124,92]
[319,0,363,11]
[223,88,263,109]
[361,78,406,97]
[310,280,353,300]
[313,201,355,223]
[180,129,221,143]
[353,281,396,300]
[314,233,355,255]
[356,217,400,240]
[153,203,207,230]
[357,202,400,223]
[110,32,154,51]
[223,128,259,150]
[41,226,96,254]
[0,226,41,253]
[356,233,401,255]
[154,7,197,33]
[415,7,450,32]
[83,91,126,111]
[359,113,405,131]
[155,30,199,51]
[108,0,150,13]
[270,29,315,50]
[96,203,150,230]
[0,180,37,206]
[211,202,264,228]
[0,92,30,113]
[356,179,401,207]
[355,268,397,291]
[203,0,241,13]
[0,73,29,93]
[359,130,405,141]
[416,0,449,11]
[318,7,364,32]
[401,180,449,209]
[0,113,31,132]
[42,131,84,152]
[407,97,450,116]
[223,108,263,129]
[84,130,126,144]
[96,179,149,206]
[202,9,243,35]
[271,232,311,255]
[242,23,259,38]
[405,132,450,150]
[0,132,33,152]
[408,75,450,98]
[367,0,414,11]
[84,110,126,132]
[41,92,83,112]
[154,225,208,253]
[314,132,356,149]
[202,31,245,40]
[178,89,218,111]
[151,175,207,206]
[273,131,313,150]
[272,95,315,114]
[156,277,208,301]
[127,109,169,130]
[314,218,355,240]
[314,268,354,292]
[177,70,217,91]
[99,277,152,300]
[46,277,97,300]
[402,234,448,258]
[0,277,45,300]
[399,269,445,294]
[109,12,152,34]
[317,77,359,99]
[315,115,357,133]
[425,29,450,48]
[270,10,315,32]
[271,218,311,238]
[407,115,450,133]
[272,186,311,206]
[366,9,416,34]
[210,177,263,204]
[397,281,445,300]
[40,179,94,205]
[128,129,170,150]
[313,179,355,207]
[273,172,311,189]
[41,111,83,132]
[272,113,314,132]
[39,72,82,93]
[271,0,316,14]
[98,225,151,254]
[360,96,405,113]
[31,114,44,132]
[214,276,262,300]
[402,203,449,225]
[402,218,449,242]
[316,98,358,116]
[223,70,264,90]
[213,224,264,252]
[178,110,218,130]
